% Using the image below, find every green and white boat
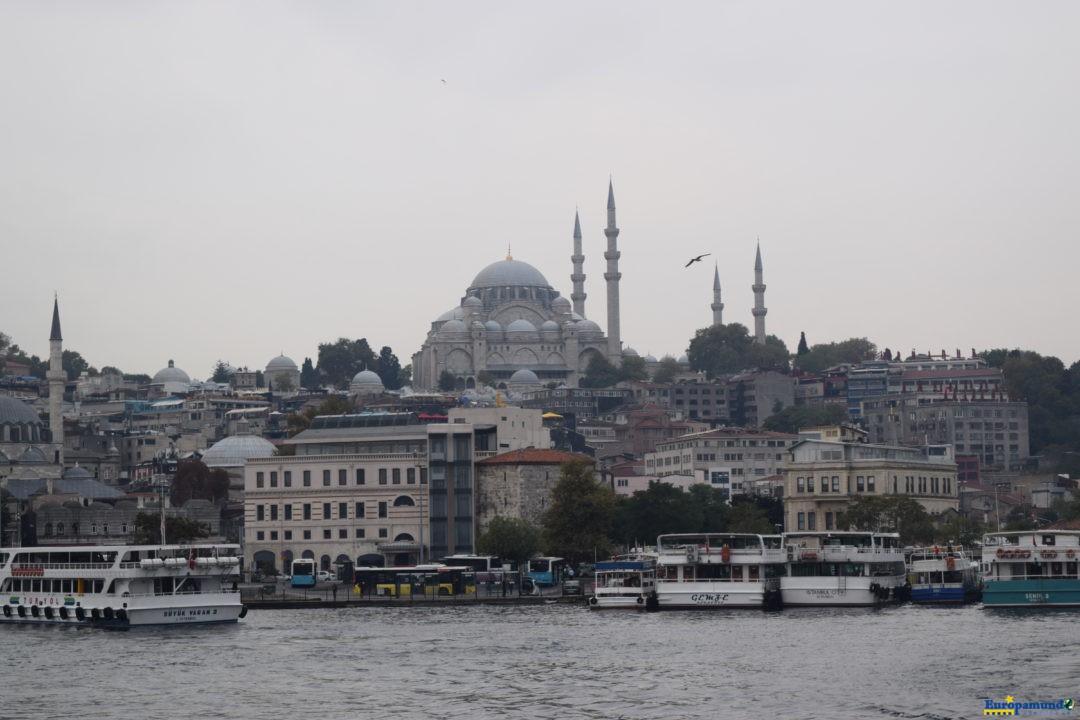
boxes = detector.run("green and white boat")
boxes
[981,530,1080,607]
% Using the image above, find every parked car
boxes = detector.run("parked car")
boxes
[317,570,338,583]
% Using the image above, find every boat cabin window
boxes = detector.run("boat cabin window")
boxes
[1042,535,1056,546]
[731,566,743,582]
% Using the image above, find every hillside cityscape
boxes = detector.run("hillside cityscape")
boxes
[3,196,1080,574]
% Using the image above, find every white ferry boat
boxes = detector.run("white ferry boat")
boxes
[1,544,246,628]
[781,531,908,607]
[654,533,785,610]
[981,530,1080,607]
[907,546,982,604]
[588,553,657,610]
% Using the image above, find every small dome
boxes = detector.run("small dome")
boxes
[509,368,540,385]
[644,354,658,363]
[0,396,41,425]
[623,347,639,357]
[62,465,93,480]
[440,319,468,333]
[352,369,384,387]
[540,320,560,332]
[678,354,689,364]
[17,447,49,463]
[463,296,483,308]
[202,435,277,468]
[266,354,297,372]
[484,320,502,333]
[436,307,464,322]
[552,296,571,311]
[470,257,551,289]
[506,319,537,333]
[152,360,191,385]
[576,319,603,335]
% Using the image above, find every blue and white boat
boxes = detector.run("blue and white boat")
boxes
[981,530,1080,608]
[588,553,657,610]
[907,546,981,604]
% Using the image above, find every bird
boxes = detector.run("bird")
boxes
[684,253,710,267]
[440,78,446,84]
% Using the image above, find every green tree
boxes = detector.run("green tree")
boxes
[285,395,355,438]
[300,357,319,390]
[376,346,403,390]
[438,370,457,392]
[542,459,617,564]
[842,496,934,544]
[580,354,621,388]
[476,370,497,388]
[61,350,91,381]
[618,355,649,382]
[171,459,231,505]
[614,482,706,547]
[797,331,809,356]
[211,360,232,383]
[476,517,542,567]
[398,364,413,388]
[100,365,124,377]
[131,512,210,544]
[763,403,848,434]
[651,357,681,383]
[685,323,788,378]
[793,338,877,374]
[727,497,776,534]
[934,514,986,547]
[317,337,377,389]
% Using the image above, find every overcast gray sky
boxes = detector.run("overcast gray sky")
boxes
[3,2,1078,381]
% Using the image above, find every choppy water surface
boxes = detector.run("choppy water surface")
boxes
[6,603,1078,720]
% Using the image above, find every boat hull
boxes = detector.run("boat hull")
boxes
[588,593,649,610]
[1,593,245,627]
[982,579,1080,608]
[781,576,905,607]
[656,581,772,609]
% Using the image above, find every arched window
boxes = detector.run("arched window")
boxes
[44,523,53,537]
[393,496,416,507]
[56,522,64,536]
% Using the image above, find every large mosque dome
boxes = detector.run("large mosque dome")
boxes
[469,257,551,289]
[0,395,42,426]
[266,354,298,372]
[202,435,277,468]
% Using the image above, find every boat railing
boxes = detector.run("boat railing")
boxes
[9,561,115,572]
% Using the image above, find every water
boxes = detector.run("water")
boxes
[5,603,1077,720]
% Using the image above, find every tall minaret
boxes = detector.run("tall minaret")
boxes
[47,296,65,460]
[711,263,724,326]
[604,180,622,360]
[570,210,587,317]
[752,241,767,344]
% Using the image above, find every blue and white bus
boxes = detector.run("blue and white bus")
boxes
[291,558,317,588]
[527,556,566,586]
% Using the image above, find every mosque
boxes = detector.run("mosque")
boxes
[412,182,770,391]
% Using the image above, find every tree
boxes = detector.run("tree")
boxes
[131,512,209,544]
[317,337,377,389]
[376,346,403,390]
[934,514,986,547]
[300,357,319,390]
[285,395,354,437]
[685,324,788,378]
[476,517,542,567]
[727,497,776,534]
[797,331,809,356]
[614,481,706,546]
[763,403,848,434]
[438,370,457,392]
[100,365,124,377]
[398,364,413,388]
[62,350,91,381]
[255,370,265,388]
[651,357,681,383]
[476,370,497,388]
[211,360,232,383]
[580,354,620,388]
[542,459,617,564]
[618,355,649,382]
[793,338,877,374]
[842,496,934,544]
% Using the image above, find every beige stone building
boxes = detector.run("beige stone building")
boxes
[782,437,959,532]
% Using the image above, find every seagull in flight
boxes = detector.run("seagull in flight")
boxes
[684,253,711,267]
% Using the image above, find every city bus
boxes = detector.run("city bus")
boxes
[526,556,566,586]
[438,555,506,582]
[353,564,475,598]
[291,558,317,588]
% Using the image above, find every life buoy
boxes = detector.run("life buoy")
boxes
[1067,549,1076,560]
[239,606,248,619]
[721,545,731,563]
[2,605,10,618]
[588,597,598,606]
[996,548,1006,558]
[1019,550,1031,559]
[1041,550,1057,560]
[946,556,956,571]
[636,596,644,605]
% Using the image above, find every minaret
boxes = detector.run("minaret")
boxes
[570,210,587,317]
[711,263,724,326]
[47,296,65,460]
[604,180,622,360]
[752,241,767,344]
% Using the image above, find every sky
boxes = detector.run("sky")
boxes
[2,2,1079,381]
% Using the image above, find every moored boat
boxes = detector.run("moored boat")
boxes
[781,531,908,607]
[981,530,1080,608]
[588,553,657,610]
[654,533,785,610]
[907,546,982,604]
[0,544,246,628]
